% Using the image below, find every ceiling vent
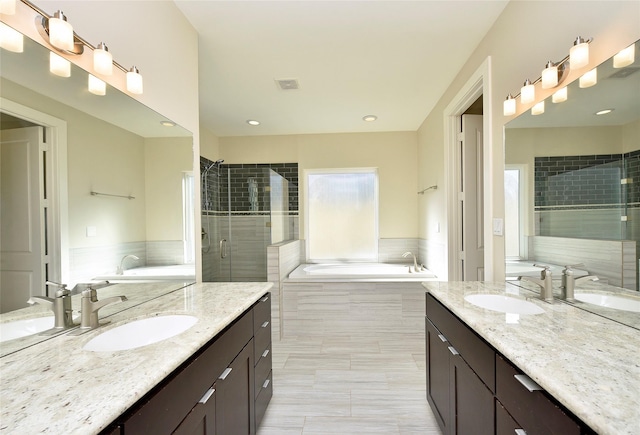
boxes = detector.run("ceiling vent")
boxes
[275,78,300,90]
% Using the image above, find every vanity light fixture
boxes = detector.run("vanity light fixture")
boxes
[126,66,143,94]
[569,36,590,69]
[552,86,567,103]
[88,74,106,95]
[613,44,635,68]
[0,0,16,15]
[0,21,23,52]
[48,10,74,51]
[247,119,260,126]
[520,79,535,104]
[93,42,113,75]
[503,94,516,116]
[49,51,70,77]
[531,101,545,115]
[579,68,597,88]
[363,115,378,122]
[541,61,559,89]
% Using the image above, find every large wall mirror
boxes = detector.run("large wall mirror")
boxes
[0,25,196,352]
[505,40,640,329]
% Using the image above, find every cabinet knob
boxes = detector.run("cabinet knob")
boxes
[438,334,447,343]
[262,379,270,389]
[198,387,215,404]
[514,374,543,392]
[219,367,233,380]
[260,295,269,302]
[514,429,527,435]
[447,346,459,356]
[261,321,270,328]
[262,349,270,358]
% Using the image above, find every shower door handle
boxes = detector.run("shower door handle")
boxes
[220,239,228,259]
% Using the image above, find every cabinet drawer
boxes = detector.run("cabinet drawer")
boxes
[496,399,521,435]
[254,317,271,362]
[255,371,273,429]
[496,355,580,435]
[253,293,271,334]
[255,345,272,399]
[426,293,495,391]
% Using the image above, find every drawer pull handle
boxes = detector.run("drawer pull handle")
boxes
[261,321,270,328]
[198,387,215,404]
[515,430,527,435]
[262,379,271,389]
[448,346,459,356]
[262,349,270,358]
[437,334,447,343]
[514,374,543,392]
[260,295,269,302]
[219,367,233,380]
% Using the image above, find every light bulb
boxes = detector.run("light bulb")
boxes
[613,45,635,68]
[531,101,545,115]
[0,0,16,15]
[579,68,597,88]
[126,66,143,94]
[88,74,106,95]
[48,11,74,51]
[93,42,113,75]
[570,36,589,69]
[0,22,23,52]
[503,95,516,116]
[50,52,70,77]
[520,79,535,104]
[552,87,567,103]
[541,61,558,89]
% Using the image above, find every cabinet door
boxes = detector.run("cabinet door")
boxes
[173,388,216,435]
[450,350,494,435]
[426,318,451,433]
[496,400,522,435]
[216,339,256,435]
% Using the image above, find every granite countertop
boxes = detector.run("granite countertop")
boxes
[423,281,640,435]
[0,282,273,434]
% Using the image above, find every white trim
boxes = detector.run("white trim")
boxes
[443,57,493,281]
[0,97,69,285]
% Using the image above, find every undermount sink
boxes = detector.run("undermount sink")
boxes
[574,293,640,313]
[83,315,198,352]
[464,294,545,315]
[0,316,54,342]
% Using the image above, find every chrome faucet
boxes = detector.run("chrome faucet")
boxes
[402,251,421,272]
[78,286,127,330]
[27,281,75,331]
[518,264,554,302]
[116,254,140,275]
[561,265,598,301]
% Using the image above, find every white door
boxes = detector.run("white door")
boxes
[459,114,484,280]
[1,126,46,312]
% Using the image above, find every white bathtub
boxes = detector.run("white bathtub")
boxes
[94,264,196,282]
[505,261,587,279]
[288,263,437,282]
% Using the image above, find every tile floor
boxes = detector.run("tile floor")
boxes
[257,284,443,434]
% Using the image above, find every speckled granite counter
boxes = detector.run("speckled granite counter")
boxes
[0,282,272,434]
[423,281,640,435]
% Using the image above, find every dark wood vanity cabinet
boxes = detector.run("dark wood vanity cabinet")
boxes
[104,293,272,435]
[426,293,588,435]
[253,294,273,428]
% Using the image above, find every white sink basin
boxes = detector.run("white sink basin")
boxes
[464,294,545,315]
[0,316,54,342]
[83,315,198,352]
[574,293,640,313]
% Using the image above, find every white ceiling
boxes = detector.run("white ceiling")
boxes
[175,1,509,137]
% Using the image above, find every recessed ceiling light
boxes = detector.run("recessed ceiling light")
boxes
[247,119,260,126]
[363,115,377,122]
[595,109,614,115]
[160,120,175,127]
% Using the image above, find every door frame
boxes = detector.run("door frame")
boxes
[1,97,68,286]
[443,57,494,281]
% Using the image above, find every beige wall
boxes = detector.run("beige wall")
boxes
[220,131,418,239]
[417,0,640,280]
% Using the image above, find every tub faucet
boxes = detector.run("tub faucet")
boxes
[27,281,75,330]
[518,264,554,302]
[78,286,127,330]
[561,265,599,301]
[117,254,140,275]
[402,251,421,272]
